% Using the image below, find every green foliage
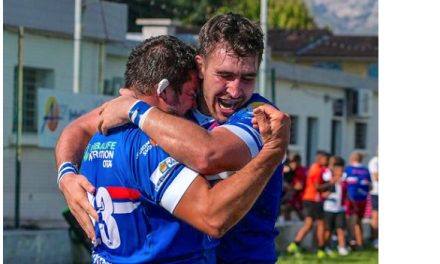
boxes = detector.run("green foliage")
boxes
[268,0,317,29]
[214,0,317,30]
[106,0,317,31]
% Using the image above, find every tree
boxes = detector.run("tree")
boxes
[106,0,317,30]
[215,0,317,30]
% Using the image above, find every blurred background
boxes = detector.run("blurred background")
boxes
[3,0,378,263]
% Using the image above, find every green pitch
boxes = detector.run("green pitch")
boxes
[277,249,378,264]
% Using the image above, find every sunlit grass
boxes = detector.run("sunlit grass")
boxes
[277,248,378,264]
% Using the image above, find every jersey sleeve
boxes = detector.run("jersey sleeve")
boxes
[216,105,263,158]
[129,131,199,214]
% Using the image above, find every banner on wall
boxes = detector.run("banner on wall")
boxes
[38,88,114,148]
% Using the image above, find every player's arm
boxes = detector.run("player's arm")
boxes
[142,109,250,174]
[171,105,290,237]
[98,96,252,175]
[317,182,335,192]
[55,107,101,240]
[372,172,378,182]
[369,159,379,182]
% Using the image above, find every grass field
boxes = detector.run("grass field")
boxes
[277,249,378,264]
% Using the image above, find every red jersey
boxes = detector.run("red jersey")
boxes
[291,166,306,198]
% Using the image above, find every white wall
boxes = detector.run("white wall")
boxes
[276,78,378,165]
[3,147,66,228]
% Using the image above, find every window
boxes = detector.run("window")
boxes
[306,117,318,167]
[354,122,367,149]
[331,120,342,155]
[13,67,54,133]
[289,115,298,145]
[104,77,124,96]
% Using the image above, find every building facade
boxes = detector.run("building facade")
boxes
[3,0,133,227]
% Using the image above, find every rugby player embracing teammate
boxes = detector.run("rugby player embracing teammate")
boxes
[57,13,287,263]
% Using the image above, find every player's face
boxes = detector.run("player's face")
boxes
[333,166,343,179]
[318,155,329,166]
[196,46,258,123]
[168,71,199,116]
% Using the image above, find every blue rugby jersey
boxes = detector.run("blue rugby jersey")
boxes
[344,165,371,201]
[80,124,217,264]
[190,93,284,263]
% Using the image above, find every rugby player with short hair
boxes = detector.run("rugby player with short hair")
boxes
[286,150,330,258]
[57,13,287,263]
[58,35,289,263]
[322,156,349,256]
[344,151,371,250]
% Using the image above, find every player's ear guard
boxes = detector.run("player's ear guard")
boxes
[156,79,169,95]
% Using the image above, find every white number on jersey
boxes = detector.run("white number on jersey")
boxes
[95,187,121,249]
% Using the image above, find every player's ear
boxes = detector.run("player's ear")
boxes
[158,88,169,103]
[195,55,205,80]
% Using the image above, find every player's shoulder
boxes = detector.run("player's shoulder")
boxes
[243,93,276,110]
[344,165,353,171]
[226,93,276,123]
[187,108,215,128]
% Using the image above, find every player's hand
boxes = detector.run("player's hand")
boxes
[98,95,138,135]
[59,173,98,241]
[252,104,290,155]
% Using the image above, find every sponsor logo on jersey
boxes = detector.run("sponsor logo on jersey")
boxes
[159,158,178,173]
[352,169,369,175]
[136,140,157,159]
[159,162,168,173]
[345,177,358,184]
[85,141,117,169]
[83,143,91,162]
[87,141,117,161]
[151,157,179,191]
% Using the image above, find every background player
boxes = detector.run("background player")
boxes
[322,156,349,256]
[286,150,329,259]
[344,151,372,250]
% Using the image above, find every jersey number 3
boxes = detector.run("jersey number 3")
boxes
[96,187,121,249]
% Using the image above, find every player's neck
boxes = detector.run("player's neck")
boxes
[137,94,160,108]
